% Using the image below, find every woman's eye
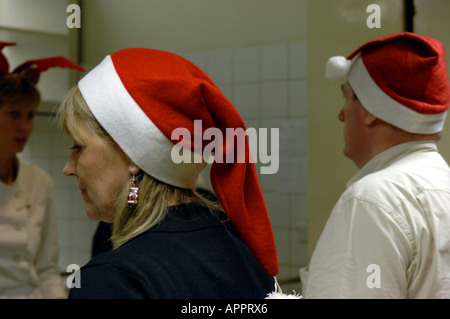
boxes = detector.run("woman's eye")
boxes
[70,145,83,153]
[9,111,20,119]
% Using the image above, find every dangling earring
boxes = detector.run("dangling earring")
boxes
[126,175,139,210]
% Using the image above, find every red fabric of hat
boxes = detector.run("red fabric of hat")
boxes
[78,48,279,277]
[325,33,450,134]
[347,32,450,115]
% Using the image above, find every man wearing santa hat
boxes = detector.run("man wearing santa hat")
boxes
[300,33,450,298]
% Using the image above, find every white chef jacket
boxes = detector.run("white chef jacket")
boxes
[0,160,66,298]
[300,141,450,298]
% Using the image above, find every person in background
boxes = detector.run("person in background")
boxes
[59,48,278,298]
[0,42,84,298]
[300,33,450,298]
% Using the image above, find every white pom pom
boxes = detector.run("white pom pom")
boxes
[265,277,303,299]
[265,291,303,299]
[325,56,352,81]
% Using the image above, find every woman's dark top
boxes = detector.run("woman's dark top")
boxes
[69,203,274,299]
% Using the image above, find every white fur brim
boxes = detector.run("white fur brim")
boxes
[265,291,303,299]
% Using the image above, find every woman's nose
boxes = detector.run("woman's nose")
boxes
[62,156,76,177]
[18,117,33,132]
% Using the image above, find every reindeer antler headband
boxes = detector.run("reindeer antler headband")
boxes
[0,42,85,84]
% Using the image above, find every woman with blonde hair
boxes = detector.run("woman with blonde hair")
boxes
[59,48,278,299]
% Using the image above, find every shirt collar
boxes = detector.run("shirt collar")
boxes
[346,140,438,187]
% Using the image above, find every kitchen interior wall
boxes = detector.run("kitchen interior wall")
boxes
[6,0,448,297]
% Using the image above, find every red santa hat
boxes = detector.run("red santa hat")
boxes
[325,32,450,134]
[78,48,278,277]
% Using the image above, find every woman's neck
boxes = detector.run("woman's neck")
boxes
[0,156,17,185]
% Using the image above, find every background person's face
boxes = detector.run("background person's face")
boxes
[0,100,38,157]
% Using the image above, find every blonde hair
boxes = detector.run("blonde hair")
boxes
[58,86,223,249]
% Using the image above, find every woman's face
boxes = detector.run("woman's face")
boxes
[0,100,38,157]
[62,130,133,222]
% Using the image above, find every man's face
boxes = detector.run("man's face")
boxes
[338,82,371,167]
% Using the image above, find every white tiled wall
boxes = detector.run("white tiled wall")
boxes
[19,40,308,294]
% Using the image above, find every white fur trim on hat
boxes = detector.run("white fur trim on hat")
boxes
[348,56,447,134]
[325,56,352,81]
[265,278,302,299]
[78,55,205,189]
